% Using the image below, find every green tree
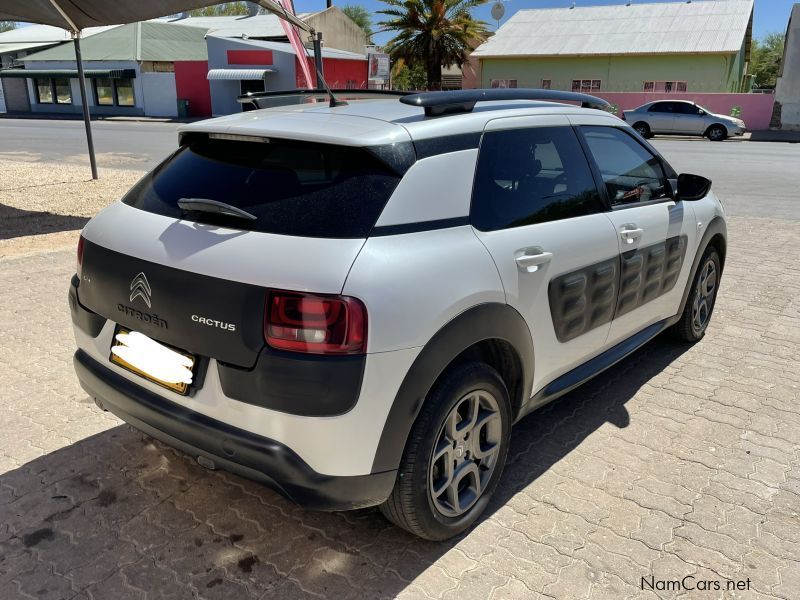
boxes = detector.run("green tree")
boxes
[342,5,372,41]
[750,32,785,89]
[392,62,428,90]
[189,2,250,16]
[377,0,489,90]
[1,21,17,33]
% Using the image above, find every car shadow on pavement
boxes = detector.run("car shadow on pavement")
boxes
[0,335,691,599]
[0,205,89,240]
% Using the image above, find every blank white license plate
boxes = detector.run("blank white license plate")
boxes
[110,328,195,395]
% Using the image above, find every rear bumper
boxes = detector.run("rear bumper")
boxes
[73,349,397,511]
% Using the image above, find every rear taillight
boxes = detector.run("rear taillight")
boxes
[265,291,367,355]
[77,235,85,277]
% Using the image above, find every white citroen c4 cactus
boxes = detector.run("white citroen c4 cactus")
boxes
[70,89,727,540]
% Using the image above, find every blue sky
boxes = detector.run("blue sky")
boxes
[291,0,795,45]
[12,0,793,45]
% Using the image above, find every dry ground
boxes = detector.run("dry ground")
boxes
[0,160,140,258]
[0,159,798,600]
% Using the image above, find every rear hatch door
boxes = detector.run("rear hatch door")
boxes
[78,128,410,367]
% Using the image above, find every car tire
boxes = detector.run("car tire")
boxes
[633,122,652,139]
[671,247,721,342]
[379,361,512,541]
[706,125,727,142]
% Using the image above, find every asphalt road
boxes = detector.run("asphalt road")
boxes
[1,119,799,599]
[0,118,181,171]
[1,117,798,219]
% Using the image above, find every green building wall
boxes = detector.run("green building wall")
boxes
[479,50,747,93]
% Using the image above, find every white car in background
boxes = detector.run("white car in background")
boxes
[623,100,746,141]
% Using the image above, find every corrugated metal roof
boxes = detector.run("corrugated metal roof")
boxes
[0,24,114,55]
[204,34,367,60]
[21,22,209,62]
[473,0,754,58]
[161,13,315,39]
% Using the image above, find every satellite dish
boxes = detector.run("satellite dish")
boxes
[491,2,505,21]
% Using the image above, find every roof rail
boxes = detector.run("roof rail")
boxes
[399,89,611,117]
[238,88,411,109]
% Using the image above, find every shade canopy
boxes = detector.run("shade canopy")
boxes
[0,0,310,34]
[0,0,311,181]
[0,1,223,31]
[0,68,136,79]
[207,68,276,81]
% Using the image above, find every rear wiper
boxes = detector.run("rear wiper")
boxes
[177,198,257,221]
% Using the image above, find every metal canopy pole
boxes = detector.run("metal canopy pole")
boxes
[48,0,98,179]
[73,33,98,180]
[312,32,325,91]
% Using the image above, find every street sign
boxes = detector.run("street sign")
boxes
[368,53,390,82]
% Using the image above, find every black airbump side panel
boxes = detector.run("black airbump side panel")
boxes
[615,235,687,318]
[548,257,619,342]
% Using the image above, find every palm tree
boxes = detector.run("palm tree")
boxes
[377,0,489,90]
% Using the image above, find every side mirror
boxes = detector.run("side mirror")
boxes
[677,173,712,201]
[698,109,706,115]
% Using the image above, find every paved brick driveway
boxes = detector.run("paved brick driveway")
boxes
[1,214,798,600]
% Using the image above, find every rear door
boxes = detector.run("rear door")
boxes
[576,124,697,346]
[646,102,677,132]
[470,115,620,392]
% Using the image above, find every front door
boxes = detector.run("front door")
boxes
[578,125,698,345]
[673,102,707,134]
[469,115,620,393]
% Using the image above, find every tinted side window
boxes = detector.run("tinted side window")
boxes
[581,126,670,207]
[676,103,701,115]
[471,126,604,231]
[648,103,674,113]
[122,137,401,238]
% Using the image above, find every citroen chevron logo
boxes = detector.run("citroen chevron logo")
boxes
[129,272,152,308]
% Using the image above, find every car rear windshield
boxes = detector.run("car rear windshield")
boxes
[121,135,402,238]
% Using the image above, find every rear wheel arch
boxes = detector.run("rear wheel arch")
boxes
[370,303,534,473]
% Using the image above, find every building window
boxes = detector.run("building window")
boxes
[94,77,135,106]
[116,79,135,106]
[240,79,266,95]
[490,79,517,89]
[95,78,114,105]
[572,79,601,93]
[54,78,71,104]
[35,78,53,103]
[643,81,688,93]
[34,77,72,105]
[541,79,552,89]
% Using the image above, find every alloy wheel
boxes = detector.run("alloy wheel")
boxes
[428,389,502,517]
[692,259,717,333]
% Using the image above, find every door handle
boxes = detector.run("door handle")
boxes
[619,225,644,244]
[515,247,553,273]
